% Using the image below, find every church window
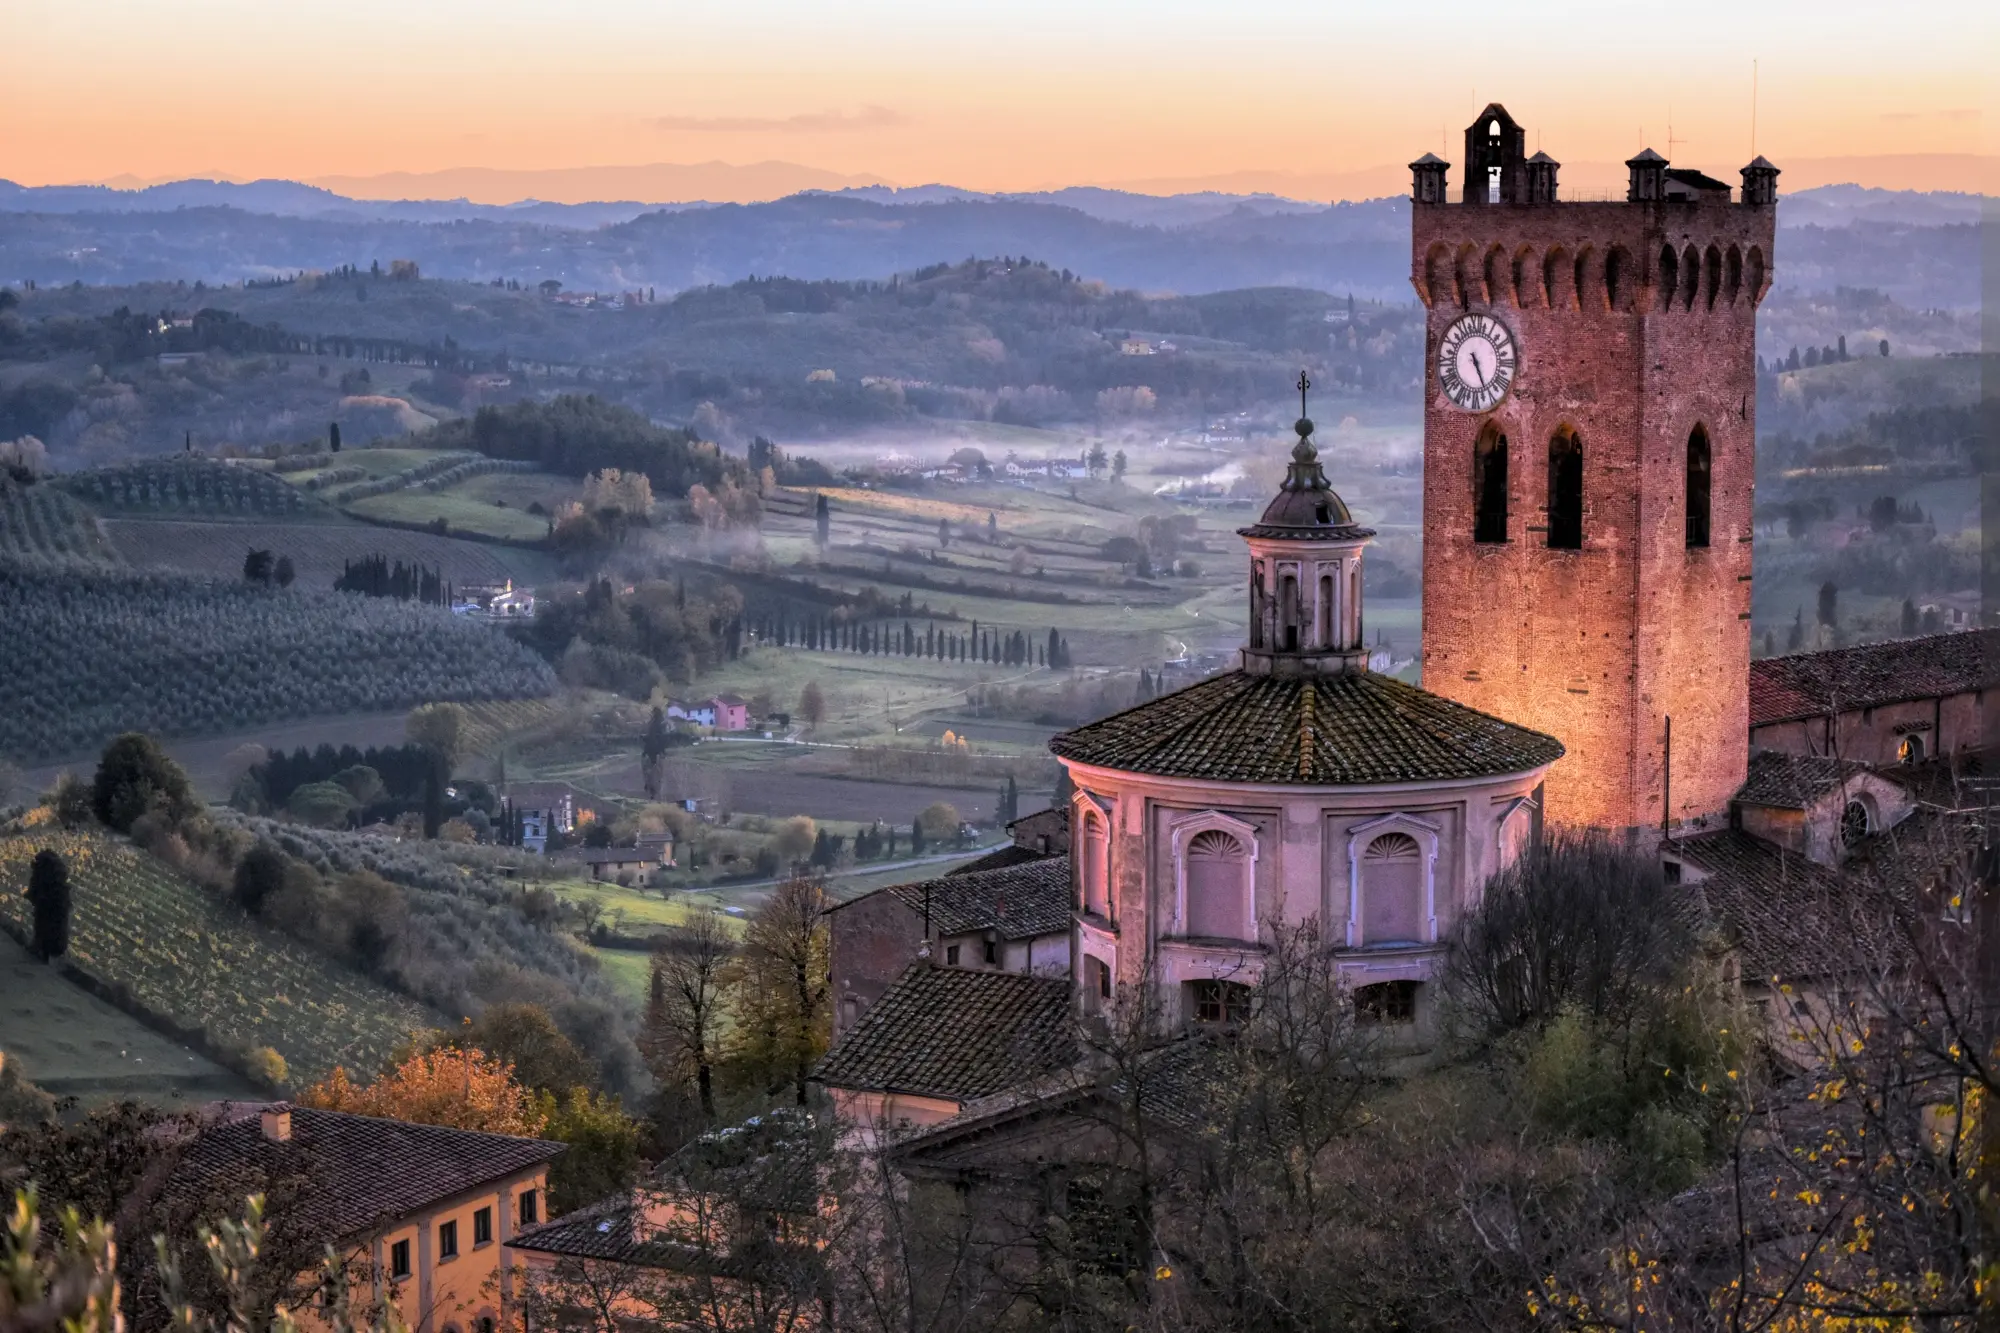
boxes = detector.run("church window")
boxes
[1248,564,1264,648]
[1685,427,1712,548]
[1184,828,1250,939]
[1547,428,1583,549]
[1657,246,1678,308]
[1474,427,1508,543]
[1189,979,1253,1025]
[1318,572,1334,646]
[1081,814,1109,917]
[1840,799,1873,848]
[1360,832,1425,944]
[1899,734,1925,765]
[1355,980,1418,1024]
[1280,571,1300,651]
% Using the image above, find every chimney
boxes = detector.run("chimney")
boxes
[260,1105,293,1143]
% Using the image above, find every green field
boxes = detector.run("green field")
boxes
[346,483,560,542]
[0,931,261,1106]
[0,829,436,1086]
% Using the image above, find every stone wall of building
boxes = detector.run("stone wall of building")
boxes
[1415,192,1774,831]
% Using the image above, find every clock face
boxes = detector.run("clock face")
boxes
[1437,313,1518,413]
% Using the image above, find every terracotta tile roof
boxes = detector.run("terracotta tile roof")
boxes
[1673,830,1855,980]
[167,1105,563,1246]
[948,843,1052,876]
[882,856,1074,940]
[1675,812,1973,982]
[1748,630,1995,726]
[1049,669,1563,785]
[891,1035,1264,1160]
[1734,750,1872,810]
[813,963,1075,1102]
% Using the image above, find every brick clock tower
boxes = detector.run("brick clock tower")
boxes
[1412,104,1778,832]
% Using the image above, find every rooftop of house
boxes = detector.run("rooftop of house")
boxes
[844,855,1074,941]
[813,962,1075,1103]
[567,845,665,864]
[510,1111,820,1271]
[1674,807,1976,982]
[1748,630,1993,726]
[891,1035,1270,1167]
[948,842,1055,876]
[166,1105,563,1247]
[1734,750,1876,811]
[1050,668,1564,786]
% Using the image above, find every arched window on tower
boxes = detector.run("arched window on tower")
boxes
[1183,828,1250,940]
[1657,246,1679,310]
[1473,426,1508,543]
[1547,427,1584,549]
[1318,572,1334,647]
[1081,813,1109,917]
[1360,832,1424,945]
[1280,571,1300,651]
[1685,426,1712,548]
[1248,562,1264,649]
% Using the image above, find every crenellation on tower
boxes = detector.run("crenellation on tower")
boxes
[1410,104,1778,832]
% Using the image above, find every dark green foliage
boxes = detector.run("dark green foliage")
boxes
[426,395,742,497]
[1817,578,1839,627]
[272,555,294,587]
[334,554,449,605]
[232,842,289,915]
[0,561,555,759]
[242,548,273,584]
[26,849,70,960]
[90,733,196,833]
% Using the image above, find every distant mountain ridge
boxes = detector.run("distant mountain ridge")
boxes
[0,181,1981,307]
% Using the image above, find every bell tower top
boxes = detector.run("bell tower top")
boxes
[1238,374,1375,678]
[1463,104,1527,204]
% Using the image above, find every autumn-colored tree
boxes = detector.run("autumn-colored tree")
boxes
[298,1045,545,1137]
[798,681,827,730]
[726,878,830,1106]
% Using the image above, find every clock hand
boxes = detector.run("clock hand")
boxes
[1469,348,1486,388]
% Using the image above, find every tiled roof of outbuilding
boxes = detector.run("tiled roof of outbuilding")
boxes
[948,843,1052,876]
[1734,750,1873,810]
[1049,669,1562,786]
[813,963,1074,1103]
[883,856,1073,940]
[1748,630,1993,726]
[166,1106,563,1246]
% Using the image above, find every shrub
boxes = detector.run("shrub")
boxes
[232,842,289,915]
[90,733,196,834]
[247,1045,289,1088]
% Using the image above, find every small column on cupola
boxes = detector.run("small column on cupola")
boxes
[1238,373,1377,679]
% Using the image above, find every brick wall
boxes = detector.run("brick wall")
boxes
[828,893,925,1039]
[1415,193,1775,830]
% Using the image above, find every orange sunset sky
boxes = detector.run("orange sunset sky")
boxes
[4,0,1991,201]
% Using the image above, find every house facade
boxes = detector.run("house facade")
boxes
[167,1104,562,1333]
[1747,630,1991,767]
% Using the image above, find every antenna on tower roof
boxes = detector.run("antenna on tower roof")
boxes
[1751,58,1759,156]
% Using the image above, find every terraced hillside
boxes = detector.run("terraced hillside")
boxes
[0,475,118,561]
[0,560,557,759]
[56,457,336,520]
[0,830,433,1084]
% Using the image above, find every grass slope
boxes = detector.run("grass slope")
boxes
[0,830,432,1085]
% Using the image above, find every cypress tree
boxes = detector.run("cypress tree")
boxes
[26,849,70,961]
